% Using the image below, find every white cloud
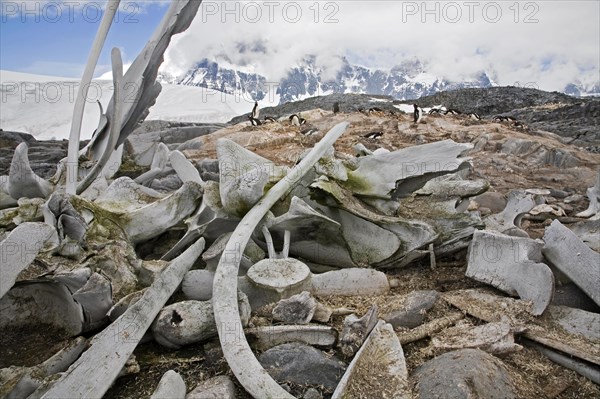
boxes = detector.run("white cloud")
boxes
[162,0,599,92]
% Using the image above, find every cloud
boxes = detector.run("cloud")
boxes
[162,0,599,92]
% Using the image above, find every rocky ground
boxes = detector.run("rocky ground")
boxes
[1,89,599,398]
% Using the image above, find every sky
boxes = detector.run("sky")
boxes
[1,0,599,92]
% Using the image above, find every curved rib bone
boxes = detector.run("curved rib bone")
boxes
[212,122,349,399]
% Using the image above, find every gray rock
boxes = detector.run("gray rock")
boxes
[258,343,346,392]
[150,370,186,399]
[272,291,317,325]
[186,375,236,399]
[312,302,333,323]
[338,305,378,358]
[552,283,600,313]
[303,387,323,399]
[383,290,439,329]
[414,349,517,399]
[472,191,507,213]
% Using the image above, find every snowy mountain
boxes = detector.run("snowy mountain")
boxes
[0,71,252,140]
[159,57,498,105]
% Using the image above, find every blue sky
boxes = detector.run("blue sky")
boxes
[1,1,599,92]
[0,0,168,77]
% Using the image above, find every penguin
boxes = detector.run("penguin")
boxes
[429,108,443,115]
[467,113,481,120]
[289,114,306,126]
[513,120,527,129]
[248,115,262,126]
[333,102,340,114]
[263,116,277,124]
[445,108,462,115]
[363,131,383,139]
[300,127,319,136]
[413,104,422,124]
[368,107,384,113]
[251,101,259,119]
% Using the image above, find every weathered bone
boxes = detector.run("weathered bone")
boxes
[134,142,170,186]
[576,171,600,219]
[77,48,124,195]
[213,122,349,399]
[542,220,600,307]
[333,320,410,399]
[39,238,205,398]
[343,139,473,198]
[170,149,204,185]
[8,143,53,200]
[65,0,121,195]
[246,325,338,351]
[467,230,554,315]
[0,222,59,298]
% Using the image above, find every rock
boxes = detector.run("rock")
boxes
[413,349,517,399]
[312,302,333,323]
[186,375,236,399]
[542,220,600,307]
[303,387,323,399]
[182,270,214,301]
[467,230,554,315]
[246,325,338,351]
[383,290,439,329]
[71,272,113,332]
[310,269,389,297]
[152,294,250,349]
[0,222,59,298]
[272,291,317,325]
[258,343,346,392]
[431,320,522,355]
[471,192,507,214]
[332,321,410,399]
[8,143,53,200]
[564,194,586,204]
[150,370,186,399]
[338,305,378,358]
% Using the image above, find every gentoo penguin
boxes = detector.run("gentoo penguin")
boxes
[445,108,462,115]
[300,127,319,136]
[429,108,443,115]
[251,101,259,119]
[513,120,527,129]
[368,107,384,114]
[248,115,262,126]
[333,102,340,114]
[263,116,277,124]
[413,104,422,124]
[467,113,481,120]
[289,114,306,126]
[363,131,383,139]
